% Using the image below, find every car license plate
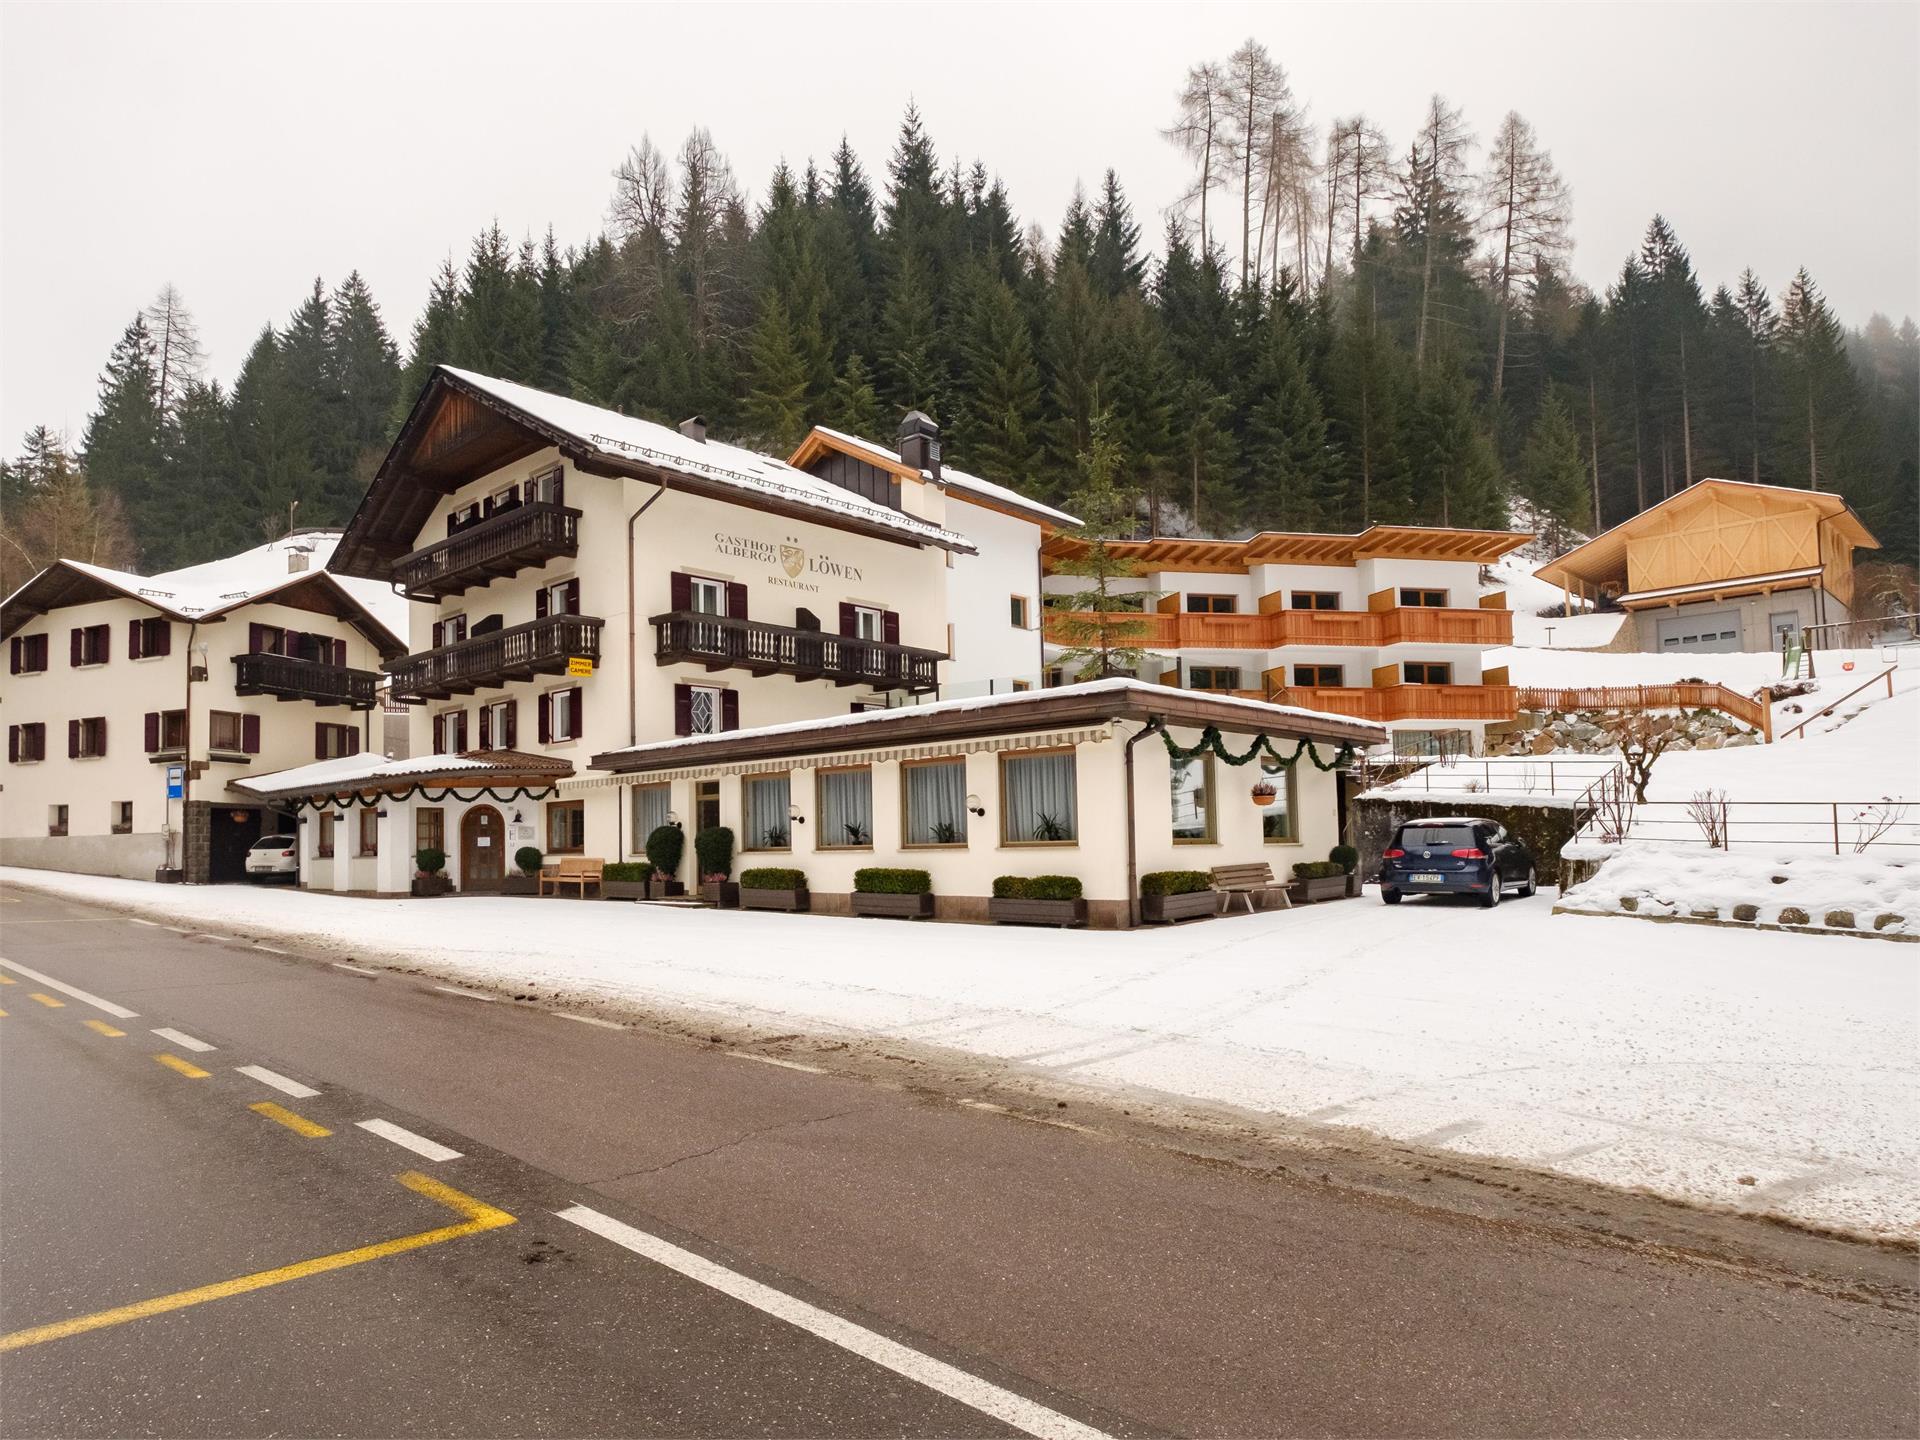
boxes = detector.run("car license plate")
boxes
[1410,873,1444,884]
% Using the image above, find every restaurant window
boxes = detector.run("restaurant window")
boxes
[1169,752,1214,844]
[1399,587,1449,608]
[1185,594,1237,614]
[48,804,68,837]
[416,807,445,855]
[1188,666,1241,692]
[546,800,586,854]
[316,813,336,858]
[631,784,671,851]
[1404,661,1453,685]
[1001,750,1077,844]
[111,801,134,835]
[1259,761,1299,844]
[1009,595,1030,629]
[903,759,969,846]
[816,767,873,848]
[1290,591,1341,611]
[357,807,379,857]
[744,773,792,850]
[695,779,721,835]
[1291,664,1345,688]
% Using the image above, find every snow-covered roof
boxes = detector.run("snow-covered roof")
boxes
[439,371,974,554]
[233,748,570,800]
[804,425,1080,529]
[1619,566,1823,605]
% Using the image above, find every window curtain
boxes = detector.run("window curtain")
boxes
[632,786,670,850]
[905,761,968,845]
[817,770,873,847]
[745,774,790,849]
[1002,752,1077,843]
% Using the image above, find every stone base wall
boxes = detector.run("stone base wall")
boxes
[1350,795,1585,887]
[0,832,170,882]
[182,801,214,885]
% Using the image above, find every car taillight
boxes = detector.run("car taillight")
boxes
[1383,848,1405,859]
[282,849,296,857]
[1451,847,1486,859]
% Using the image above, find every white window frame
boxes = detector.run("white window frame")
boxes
[687,685,723,736]
[484,699,512,749]
[548,688,579,743]
[852,605,885,642]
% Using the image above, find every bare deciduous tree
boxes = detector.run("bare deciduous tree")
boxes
[1406,94,1474,369]
[1162,61,1229,255]
[1686,788,1730,848]
[1218,39,1285,290]
[1479,112,1571,401]
[141,284,203,421]
[1596,711,1681,802]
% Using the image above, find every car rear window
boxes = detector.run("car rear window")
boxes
[251,836,294,849]
[1398,826,1478,849]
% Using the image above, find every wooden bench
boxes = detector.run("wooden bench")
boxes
[1208,862,1292,914]
[539,857,605,898]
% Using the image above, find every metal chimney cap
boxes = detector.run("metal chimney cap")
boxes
[897,410,938,439]
[678,415,708,443]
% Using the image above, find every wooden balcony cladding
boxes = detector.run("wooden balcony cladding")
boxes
[232,652,381,711]
[652,611,943,694]
[392,503,581,600]
[1041,605,1512,650]
[1270,684,1520,724]
[388,615,603,702]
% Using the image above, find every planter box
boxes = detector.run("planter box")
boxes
[410,874,454,897]
[852,891,935,920]
[154,867,184,885]
[1293,876,1350,903]
[603,881,650,901]
[988,897,1088,928]
[701,880,741,909]
[1141,889,1217,923]
[500,875,539,896]
[740,886,809,913]
[646,877,685,900]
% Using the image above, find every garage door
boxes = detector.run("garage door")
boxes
[1655,610,1743,652]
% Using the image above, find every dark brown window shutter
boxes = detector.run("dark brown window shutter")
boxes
[538,693,552,744]
[70,628,82,666]
[242,714,261,754]
[7,726,17,763]
[883,610,900,646]
[8,636,18,673]
[315,723,327,760]
[670,572,692,613]
[145,712,160,752]
[726,582,746,620]
[478,704,492,749]
[552,469,564,505]
[153,622,172,658]
[97,717,106,754]
[457,712,469,751]
[503,700,518,749]
[838,603,856,636]
[672,684,691,737]
[721,690,739,732]
[68,719,80,757]
[535,586,549,619]
[565,579,581,615]
[432,620,444,649]
[568,687,583,740]
[347,728,360,757]
[128,619,143,660]
[92,624,108,660]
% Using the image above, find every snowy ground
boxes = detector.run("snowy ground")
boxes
[5,865,1914,1239]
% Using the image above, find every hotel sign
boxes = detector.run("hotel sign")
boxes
[567,656,595,677]
[712,532,864,595]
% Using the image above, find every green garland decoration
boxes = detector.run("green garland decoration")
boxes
[1159,726,1357,773]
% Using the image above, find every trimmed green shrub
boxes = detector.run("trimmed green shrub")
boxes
[739,867,807,890]
[993,875,1084,901]
[515,846,544,876]
[1139,870,1210,897]
[1292,860,1345,880]
[1329,844,1360,874]
[645,824,684,877]
[415,847,446,875]
[854,867,932,895]
[603,862,653,883]
[694,826,734,880]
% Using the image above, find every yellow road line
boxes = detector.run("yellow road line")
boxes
[84,1019,126,1038]
[0,1172,513,1353]
[28,992,63,1008]
[0,973,16,983]
[0,1008,7,1017]
[153,1052,210,1079]
[250,1101,331,1139]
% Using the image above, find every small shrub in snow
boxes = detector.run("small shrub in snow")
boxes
[1824,909,1857,928]
[1874,913,1903,932]
[1733,904,1760,922]
[1778,906,1810,926]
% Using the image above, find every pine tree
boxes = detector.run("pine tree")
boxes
[79,316,164,555]
[1238,307,1334,529]
[1518,389,1588,545]
[741,294,811,448]
[1776,268,1855,493]
[163,381,250,562]
[1326,315,1413,525]
[1408,348,1503,527]
[228,325,317,543]
[1048,412,1159,680]
[1089,171,1146,297]
[398,257,463,418]
[876,246,943,414]
[822,353,886,440]
[328,271,402,488]
[1045,255,1107,465]
[953,271,1043,485]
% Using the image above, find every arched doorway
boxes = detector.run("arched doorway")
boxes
[461,805,505,891]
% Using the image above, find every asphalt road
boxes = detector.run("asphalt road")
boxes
[1,881,1914,1438]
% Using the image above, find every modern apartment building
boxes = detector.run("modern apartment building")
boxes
[1040,526,1531,753]
[0,532,406,881]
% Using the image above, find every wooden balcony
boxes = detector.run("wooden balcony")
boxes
[232,652,381,711]
[392,502,581,600]
[388,614,603,702]
[1268,683,1519,724]
[1042,605,1511,650]
[652,611,943,694]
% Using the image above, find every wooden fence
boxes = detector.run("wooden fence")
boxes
[1515,683,1772,741]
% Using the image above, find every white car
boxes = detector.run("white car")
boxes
[244,834,300,882]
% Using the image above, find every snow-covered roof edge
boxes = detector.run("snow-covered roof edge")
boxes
[804,425,1080,529]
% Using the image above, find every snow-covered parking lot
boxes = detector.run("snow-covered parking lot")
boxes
[4,865,1915,1238]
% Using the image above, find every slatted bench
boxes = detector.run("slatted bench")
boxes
[540,857,605,898]
[1208,862,1292,914]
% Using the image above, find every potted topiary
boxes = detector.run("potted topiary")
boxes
[411,846,453,897]
[738,866,809,912]
[1330,843,1361,897]
[644,824,685,898]
[851,867,934,919]
[1290,858,1350,903]
[502,845,544,896]
[601,861,653,901]
[695,826,737,908]
[1140,869,1216,923]
[989,875,1087,927]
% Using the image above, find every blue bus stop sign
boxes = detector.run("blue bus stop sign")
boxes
[166,764,184,800]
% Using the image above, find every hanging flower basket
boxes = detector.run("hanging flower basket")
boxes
[1250,782,1278,808]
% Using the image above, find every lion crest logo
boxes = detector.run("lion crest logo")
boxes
[779,543,806,578]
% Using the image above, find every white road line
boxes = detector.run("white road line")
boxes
[128,918,162,928]
[555,1204,1109,1440]
[432,985,496,1002]
[151,1027,215,1053]
[552,1012,624,1030]
[253,944,290,956]
[0,960,139,1019]
[726,1051,828,1074]
[356,1119,462,1162]
[333,962,378,976]
[235,1064,320,1099]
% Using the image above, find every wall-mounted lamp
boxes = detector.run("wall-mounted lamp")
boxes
[966,792,986,818]
[665,809,683,830]
[375,809,388,819]
[787,803,807,826]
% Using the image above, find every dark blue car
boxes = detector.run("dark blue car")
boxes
[1378,817,1537,908]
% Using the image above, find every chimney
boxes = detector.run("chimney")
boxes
[678,415,707,444]
[286,547,310,574]
[898,410,940,480]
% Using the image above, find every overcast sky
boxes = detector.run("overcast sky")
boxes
[2,1,1914,449]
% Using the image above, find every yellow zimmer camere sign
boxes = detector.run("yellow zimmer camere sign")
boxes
[566,656,595,677]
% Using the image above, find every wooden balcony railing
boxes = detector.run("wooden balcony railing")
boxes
[387,614,603,702]
[652,611,943,693]
[392,502,581,600]
[1269,684,1520,724]
[232,652,381,711]
[1042,605,1511,650]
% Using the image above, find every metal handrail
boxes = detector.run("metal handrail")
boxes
[1778,666,1898,741]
